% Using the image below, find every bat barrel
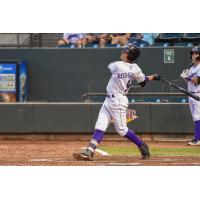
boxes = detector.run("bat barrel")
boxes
[159,77,200,101]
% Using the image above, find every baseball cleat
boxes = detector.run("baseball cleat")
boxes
[73,149,94,161]
[188,140,200,146]
[139,143,150,159]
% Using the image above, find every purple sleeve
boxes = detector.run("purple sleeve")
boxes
[138,76,149,87]
[145,76,150,82]
[186,76,192,81]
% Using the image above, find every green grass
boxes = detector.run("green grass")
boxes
[100,146,200,156]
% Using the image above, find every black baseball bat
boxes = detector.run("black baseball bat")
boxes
[160,78,200,101]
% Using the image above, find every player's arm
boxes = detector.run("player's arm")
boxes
[187,76,200,84]
[146,74,161,81]
[108,62,118,73]
[189,68,200,84]
[137,74,161,87]
[180,68,200,84]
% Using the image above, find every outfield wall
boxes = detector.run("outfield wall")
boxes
[0,47,192,102]
[0,48,194,134]
[0,103,193,133]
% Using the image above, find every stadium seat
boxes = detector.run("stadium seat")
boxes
[157,33,181,43]
[139,41,150,47]
[85,43,99,48]
[106,44,121,48]
[180,33,200,45]
[57,44,72,48]
[181,33,200,40]
[173,42,193,47]
[129,38,150,47]
[151,42,170,47]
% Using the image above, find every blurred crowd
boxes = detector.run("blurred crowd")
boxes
[57,33,200,48]
[57,33,157,48]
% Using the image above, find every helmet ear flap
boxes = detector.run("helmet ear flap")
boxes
[127,53,131,62]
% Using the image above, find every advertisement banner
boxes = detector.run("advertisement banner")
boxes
[0,63,17,102]
[0,60,27,102]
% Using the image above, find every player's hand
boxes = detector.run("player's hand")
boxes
[180,69,189,79]
[153,74,161,80]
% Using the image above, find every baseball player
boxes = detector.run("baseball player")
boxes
[180,47,200,145]
[73,44,161,161]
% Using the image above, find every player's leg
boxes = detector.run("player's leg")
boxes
[86,104,112,153]
[73,102,112,160]
[112,103,150,159]
[188,98,200,145]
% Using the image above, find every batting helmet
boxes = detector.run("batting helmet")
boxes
[190,46,200,61]
[122,44,140,63]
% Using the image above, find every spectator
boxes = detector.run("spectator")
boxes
[0,93,16,102]
[97,33,110,47]
[142,33,159,45]
[109,33,131,46]
[57,33,85,47]
[129,33,158,47]
[82,33,109,47]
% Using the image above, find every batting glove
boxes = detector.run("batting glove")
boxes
[180,69,189,79]
[153,74,161,80]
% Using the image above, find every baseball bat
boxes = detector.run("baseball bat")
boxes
[160,78,200,101]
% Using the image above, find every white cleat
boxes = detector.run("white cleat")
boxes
[188,140,200,146]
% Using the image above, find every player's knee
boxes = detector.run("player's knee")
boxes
[116,127,128,137]
[193,116,200,121]
[95,123,107,132]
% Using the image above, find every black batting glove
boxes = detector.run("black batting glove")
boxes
[153,74,161,81]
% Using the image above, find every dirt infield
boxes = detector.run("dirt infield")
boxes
[0,134,200,166]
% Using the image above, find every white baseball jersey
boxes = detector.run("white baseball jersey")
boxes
[188,64,200,92]
[106,61,146,95]
[95,61,146,136]
[188,63,200,121]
